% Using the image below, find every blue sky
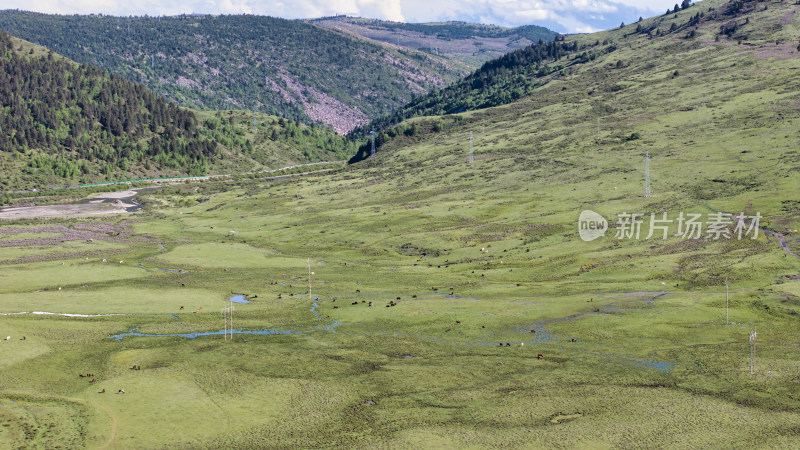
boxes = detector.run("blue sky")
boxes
[1,0,686,33]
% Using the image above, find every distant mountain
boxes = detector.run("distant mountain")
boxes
[0,11,524,134]
[309,17,557,70]
[0,31,357,191]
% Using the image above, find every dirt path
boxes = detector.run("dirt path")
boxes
[70,397,118,449]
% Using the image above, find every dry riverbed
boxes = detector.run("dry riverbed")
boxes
[0,189,141,220]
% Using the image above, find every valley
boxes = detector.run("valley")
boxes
[1,0,800,447]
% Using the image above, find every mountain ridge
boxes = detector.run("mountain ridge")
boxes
[0,11,556,134]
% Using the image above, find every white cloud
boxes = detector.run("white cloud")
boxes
[0,0,682,32]
[610,0,677,12]
[515,9,552,21]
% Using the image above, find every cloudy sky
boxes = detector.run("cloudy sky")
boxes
[1,0,685,33]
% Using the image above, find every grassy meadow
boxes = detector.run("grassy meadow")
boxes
[2,0,800,447]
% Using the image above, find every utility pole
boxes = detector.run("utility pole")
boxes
[308,258,312,300]
[253,105,257,130]
[725,277,729,325]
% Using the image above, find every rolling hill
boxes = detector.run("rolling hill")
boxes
[352,0,800,153]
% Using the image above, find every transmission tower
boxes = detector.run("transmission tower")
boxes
[750,326,757,374]
[644,152,651,198]
[222,300,234,341]
[370,130,376,158]
[725,277,729,325]
[469,131,473,163]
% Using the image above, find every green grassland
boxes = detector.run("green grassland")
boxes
[2,0,800,447]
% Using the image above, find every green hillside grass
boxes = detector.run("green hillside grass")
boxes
[1,0,799,446]
[354,0,799,141]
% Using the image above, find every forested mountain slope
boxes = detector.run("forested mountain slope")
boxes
[0,11,491,134]
[0,32,357,191]
[0,30,215,189]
